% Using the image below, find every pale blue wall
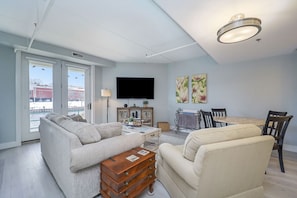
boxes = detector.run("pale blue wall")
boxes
[101,62,169,126]
[94,66,103,123]
[0,45,16,143]
[167,53,297,148]
[1,42,297,150]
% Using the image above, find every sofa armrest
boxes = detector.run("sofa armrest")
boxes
[70,133,145,172]
[158,143,199,189]
[40,117,82,164]
[39,117,83,188]
[192,136,274,198]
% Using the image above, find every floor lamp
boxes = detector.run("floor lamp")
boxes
[101,88,111,123]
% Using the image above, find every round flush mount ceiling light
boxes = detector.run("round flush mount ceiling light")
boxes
[217,13,261,44]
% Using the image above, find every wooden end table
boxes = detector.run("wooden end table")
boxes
[100,147,156,198]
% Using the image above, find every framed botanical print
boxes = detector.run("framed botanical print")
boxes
[192,74,207,103]
[176,75,189,103]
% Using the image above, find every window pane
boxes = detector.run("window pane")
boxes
[68,67,85,118]
[29,61,53,132]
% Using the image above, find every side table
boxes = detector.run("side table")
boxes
[100,147,156,198]
[122,125,161,151]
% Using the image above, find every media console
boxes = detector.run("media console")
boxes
[117,107,154,127]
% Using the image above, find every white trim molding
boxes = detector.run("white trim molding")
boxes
[15,50,22,146]
[284,144,297,153]
[0,141,21,150]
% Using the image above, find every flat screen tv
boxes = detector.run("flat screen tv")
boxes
[116,77,154,99]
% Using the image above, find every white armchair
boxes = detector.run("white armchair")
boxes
[157,124,274,198]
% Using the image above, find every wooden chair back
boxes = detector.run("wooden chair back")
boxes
[200,110,216,128]
[262,114,293,172]
[211,108,227,127]
[211,108,227,117]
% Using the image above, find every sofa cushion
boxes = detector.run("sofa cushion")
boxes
[95,122,122,139]
[68,114,87,122]
[70,133,145,172]
[45,112,59,120]
[47,113,71,124]
[59,119,101,144]
[183,124,261,161]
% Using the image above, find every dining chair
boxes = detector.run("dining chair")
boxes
[262,114,293,173]
[265,110,287,117]
[262,110,288,133]
[200,110,216,128]
[211,108,227,127]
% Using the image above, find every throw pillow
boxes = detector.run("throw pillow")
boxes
[68,114,87,122]
[95,122,122,139]
[45,112,59,120]
[49,114,71,125]
[59,119,101,144]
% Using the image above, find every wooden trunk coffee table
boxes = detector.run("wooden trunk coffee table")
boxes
[100,147,156,198]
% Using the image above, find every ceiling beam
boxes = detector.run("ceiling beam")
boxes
[146,42,198,58]
[0,31,115,67]
[28,0,55,50]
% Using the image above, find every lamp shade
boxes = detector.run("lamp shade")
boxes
[217,14,261,44]
[101,89,111,97]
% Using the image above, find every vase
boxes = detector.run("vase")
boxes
[128,122,134,125]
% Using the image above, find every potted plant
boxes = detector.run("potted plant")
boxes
[143,100,149,107]
[128,117,134,125]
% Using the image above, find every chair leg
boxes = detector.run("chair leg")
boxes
[278,147,285,173]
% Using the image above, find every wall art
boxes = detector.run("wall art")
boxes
[192,74,207,103]
[176,75,189,103]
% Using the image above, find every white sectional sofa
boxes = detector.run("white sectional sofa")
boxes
[39,113,144,198]
[157,124,274,198]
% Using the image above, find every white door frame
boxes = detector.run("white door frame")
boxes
[19,52,93,142]
[21,53,58,141]
[62,61,92,122]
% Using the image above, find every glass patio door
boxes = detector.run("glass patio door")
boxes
[21,54,92,142]
[21,56,55,141]
[29,62,54,132]
[65,63,91,121]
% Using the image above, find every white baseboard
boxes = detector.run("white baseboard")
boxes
[284,144,297,153]
[0,141,21,150]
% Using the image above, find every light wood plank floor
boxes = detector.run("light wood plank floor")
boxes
[0,137,297,198]
[263,150,297,198]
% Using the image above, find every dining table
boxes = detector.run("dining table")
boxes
[213,116,266,127]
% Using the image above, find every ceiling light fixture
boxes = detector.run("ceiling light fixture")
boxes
[217,13,261,44]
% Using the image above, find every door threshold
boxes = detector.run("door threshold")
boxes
[22,139,40,145]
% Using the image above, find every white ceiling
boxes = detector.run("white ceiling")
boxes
[154,0,297,64]
[0,0,296,65]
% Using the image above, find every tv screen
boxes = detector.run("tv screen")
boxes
[116,77,154,99]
